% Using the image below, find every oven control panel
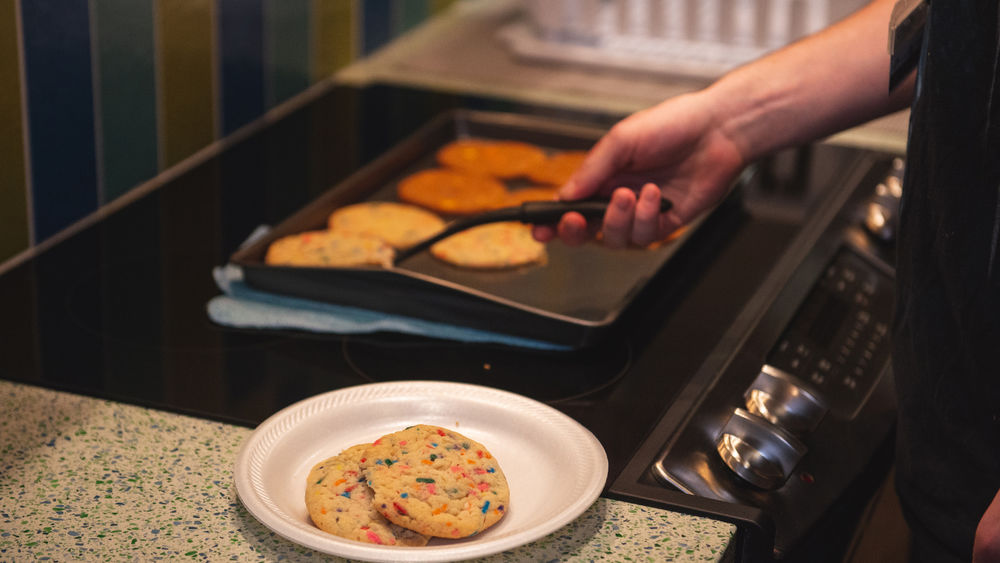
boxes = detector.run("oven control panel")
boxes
[714,248,894,491]
[611,152,902,559]
[765,248,893,418]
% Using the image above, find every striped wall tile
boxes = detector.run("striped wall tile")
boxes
[361,0,391,55]
[430,0,458,16]
[396,0,431,34]
[156,0,216,168]
[219,0,265,135]
[92,0,159,203]
[2,0,446,259]
[263,0,310,107]
[312,0,355,82]
[0,0,29,261]
[21,0,99,243]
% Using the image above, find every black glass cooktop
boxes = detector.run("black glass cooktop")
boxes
[0,83,865,485]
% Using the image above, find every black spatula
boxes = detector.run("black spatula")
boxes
[392,197,673,265]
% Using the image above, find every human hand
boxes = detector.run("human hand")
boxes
[973,486,1000,562]
[532,91,748,248]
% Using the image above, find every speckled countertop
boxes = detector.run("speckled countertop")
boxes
[0,380,735,562]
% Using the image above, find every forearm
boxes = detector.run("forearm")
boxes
[707,0,915,161]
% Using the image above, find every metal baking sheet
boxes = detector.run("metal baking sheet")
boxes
[230,109,704,347]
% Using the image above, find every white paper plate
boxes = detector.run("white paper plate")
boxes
[234,380,608,562]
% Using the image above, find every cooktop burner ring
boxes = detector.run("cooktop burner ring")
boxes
[341,334,632,405]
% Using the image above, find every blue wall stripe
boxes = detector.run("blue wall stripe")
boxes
[263,0,309,108]
[361,0,392,56]
[21,0,99,242]
[92,0,159,203]
[219,0,266,135]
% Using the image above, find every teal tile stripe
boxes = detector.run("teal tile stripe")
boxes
[396,0,430,34]
[92,0,158,202]
[264,0,309,107]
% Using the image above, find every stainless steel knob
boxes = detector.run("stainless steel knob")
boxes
[745,365,827,437]
[863,160,905,242]
[716,408,807,490]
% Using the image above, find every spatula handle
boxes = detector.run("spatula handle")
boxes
[516,197,672,223]
[393,196,674,265]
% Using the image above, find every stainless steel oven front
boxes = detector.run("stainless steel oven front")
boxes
[608,154,904,561]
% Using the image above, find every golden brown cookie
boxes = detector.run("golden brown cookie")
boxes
[359,425,509,539]
[305,444,430,546]
[643,225,690,249]
[430,222,546,269]
[500,186,560,207]
[328,201,445,249]
[525,150,587,186]
[264,230,394,268]
[397,168,509,216]
[437,139,548,179]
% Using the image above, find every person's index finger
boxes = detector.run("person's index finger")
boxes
[557,137,626,200]
[556,178,587,201]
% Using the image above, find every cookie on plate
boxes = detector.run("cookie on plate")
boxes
[430,222,546,269]
[525,150,587,186]
[360,425,509,539]
[328,201,445,249]
[305,444,431,546]
[437,139,548,179]
[264,230,395,268]
[397,168,509,216]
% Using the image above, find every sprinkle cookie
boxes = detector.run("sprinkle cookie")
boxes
[264,230,395,268]
[328,201,445,249]
[305,444,430,546]
[359,425,509,538]
[437,139,548,179]
[397,168,509,216]
[430,222,547,269]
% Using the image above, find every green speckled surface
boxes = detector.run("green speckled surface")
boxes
[0,380,735,561]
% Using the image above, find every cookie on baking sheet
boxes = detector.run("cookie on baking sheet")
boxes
[397,168,509,216]
[500,186,560,207]
[594,224,689,249]
[437,139,548,179]
[430,222,546,269]
[360,425,509,539]
[264,230,394,268]
[328,201,445,249]
[525,150,587,186]
[642,225,690,249]
[305,444,431,546]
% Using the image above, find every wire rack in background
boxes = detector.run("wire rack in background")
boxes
[499,0,867,79]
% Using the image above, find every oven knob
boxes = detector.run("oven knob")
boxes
[863,159,904,242]
[745,365,827,437]
[716,408,808,490]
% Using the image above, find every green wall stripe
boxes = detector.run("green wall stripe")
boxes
[93,0,158,202]
[396,0,430,35]
[0,0,29,262]
[311,0,354,82]
[264,0,309,107]
[156,0,216,168]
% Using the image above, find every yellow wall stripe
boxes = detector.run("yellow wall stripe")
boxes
[155,0,217,168]
[0,0,30,262]
[311,0,355,82]
[430,0,458,15]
